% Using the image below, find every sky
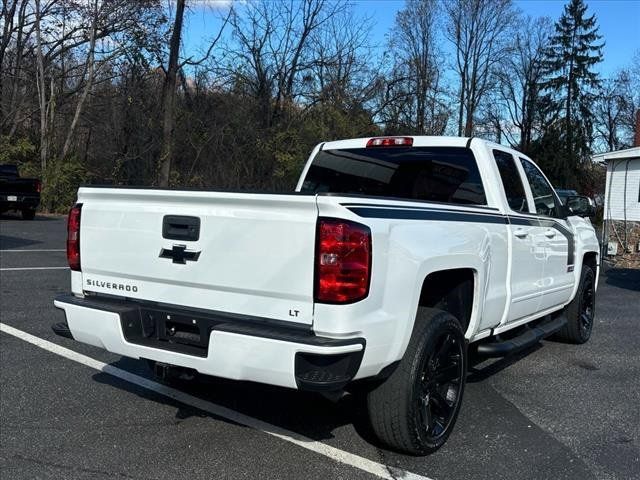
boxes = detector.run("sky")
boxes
[182,0,640,78]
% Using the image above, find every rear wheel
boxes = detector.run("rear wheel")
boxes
[555,265,596,344]
[21,208,36,220]
[366,308,467,455]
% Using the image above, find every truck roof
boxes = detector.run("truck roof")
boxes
[321,136,472,150]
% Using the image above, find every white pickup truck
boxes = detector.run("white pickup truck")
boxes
[53,136,600,454]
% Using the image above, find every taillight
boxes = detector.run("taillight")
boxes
[366,137,413,147]
[67,204,82,271]
[35,180,42,193]
[315,218,371,303]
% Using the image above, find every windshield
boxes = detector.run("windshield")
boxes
[300,146,487,205]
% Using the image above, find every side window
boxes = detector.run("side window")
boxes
[492,150,529,212]
[519,158,560,218]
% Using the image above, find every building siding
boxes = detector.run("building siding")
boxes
[604,159,640,222]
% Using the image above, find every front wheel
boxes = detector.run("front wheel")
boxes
[366,308,467,455]
[554,265,596,344]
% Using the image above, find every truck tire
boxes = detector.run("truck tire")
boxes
[21,208,36,220]
[555,265,596,344]
[366,307,467,455]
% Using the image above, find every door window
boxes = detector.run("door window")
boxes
[519,158,561,218]
[493,150,529,212]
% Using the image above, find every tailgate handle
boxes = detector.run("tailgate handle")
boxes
[162,215,200,241]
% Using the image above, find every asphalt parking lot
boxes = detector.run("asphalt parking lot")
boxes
[1,213,639,480]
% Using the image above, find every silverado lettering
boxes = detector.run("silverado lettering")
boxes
[86,279,138,292]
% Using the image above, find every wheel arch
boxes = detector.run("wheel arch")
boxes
[417,268,477,336]
[583,251,598,272]
[567,249,600,302]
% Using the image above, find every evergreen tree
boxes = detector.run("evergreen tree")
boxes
[540,0,603,187]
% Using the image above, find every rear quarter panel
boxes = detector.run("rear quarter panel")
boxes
[314,197,509,379]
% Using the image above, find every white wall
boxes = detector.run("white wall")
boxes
[604,158,640,222]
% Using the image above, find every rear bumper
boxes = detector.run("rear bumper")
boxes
[0,194,40,210]
[53,294,364,391]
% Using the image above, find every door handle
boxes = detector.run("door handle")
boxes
[544,228,556,238]
[514,228,528,238]
[162,215,201,241]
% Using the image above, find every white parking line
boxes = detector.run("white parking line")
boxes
[0,266,69,271]
[0,249,65,252]
[0,323,431,480]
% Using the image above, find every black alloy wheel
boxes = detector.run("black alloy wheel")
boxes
[554,265,596,344]
[579,273,595,338]
[417,331,465,443]
[367,308,467,455]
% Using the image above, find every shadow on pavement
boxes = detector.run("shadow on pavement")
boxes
[467,343,542,383]
[0,234,42,249]
[604,267,640,292]
[0,212,58,221]
[90,339,548,455]
[91,358,375,446]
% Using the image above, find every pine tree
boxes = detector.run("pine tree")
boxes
[541,0,603,187]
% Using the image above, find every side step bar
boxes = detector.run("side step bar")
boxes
[477,315,567,357]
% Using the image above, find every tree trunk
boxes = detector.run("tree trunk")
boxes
[34,0,48,171]
[7,0,29,138]
[0,0,19,129]
[61,0,98,160]
[457,73,465,136]
[157,0,186,187]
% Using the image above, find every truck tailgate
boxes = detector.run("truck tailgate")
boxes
[77,187,318,325]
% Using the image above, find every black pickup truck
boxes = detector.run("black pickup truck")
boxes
[0,165,41,220]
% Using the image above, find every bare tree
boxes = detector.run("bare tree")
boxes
[593,70,635,151]
[60,0,99,160]
[227,0,348,126]
[0,0,22,125]
[34,0,52,170]
[3,0,36,137]
[157,0,186,187]
[494,16,552,151]
[445,0,515,136]
[382,0,448,134]
[27,0,163,170]
[157,0,230,187]
[306,6,375,110]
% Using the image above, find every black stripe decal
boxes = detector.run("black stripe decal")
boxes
[346,206,574,268]
[347,207,507,224]
[507,216,539,226]
[340,202,500,212]
[538,218,575,268]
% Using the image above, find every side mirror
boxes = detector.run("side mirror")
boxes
[566,195,595,218]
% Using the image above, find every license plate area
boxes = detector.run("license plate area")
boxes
[121,307,219,357]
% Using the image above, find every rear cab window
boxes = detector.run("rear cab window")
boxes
[300,147,487,206]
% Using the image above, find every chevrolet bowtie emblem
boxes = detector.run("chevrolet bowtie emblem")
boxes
[159,245,201,264]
